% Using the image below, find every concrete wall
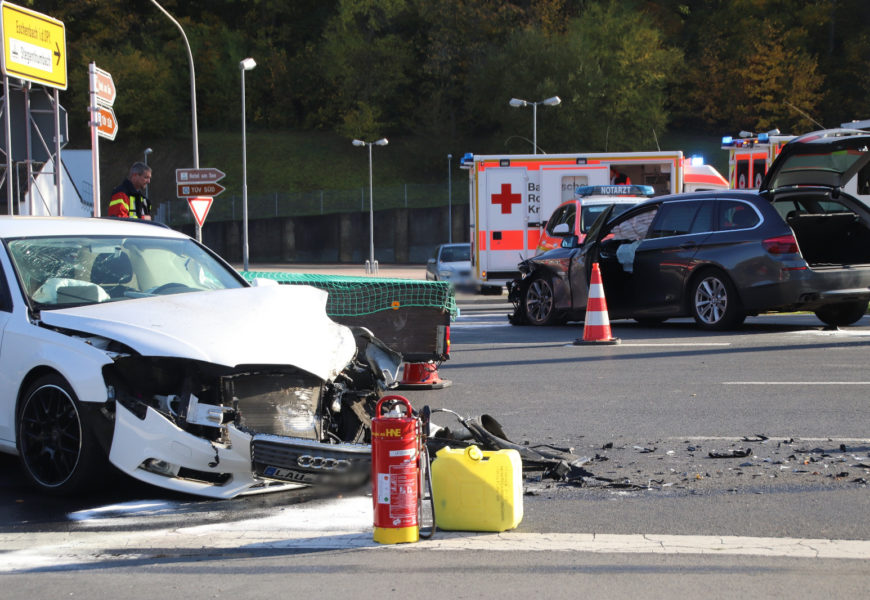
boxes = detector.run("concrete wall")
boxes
[184,204,470,264]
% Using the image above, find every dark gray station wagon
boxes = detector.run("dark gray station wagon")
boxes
[509,129,870,329]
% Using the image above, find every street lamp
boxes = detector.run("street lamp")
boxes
[447,154,453,243]
[149,0,201,239]
[352,137,389,274]
[143,147,152,200]
[509,96,561,154]
[240,57,256,271]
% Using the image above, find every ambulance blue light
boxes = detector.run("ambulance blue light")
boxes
[757,133,769,142]
[690,155,704,166]
[722,136,733,145]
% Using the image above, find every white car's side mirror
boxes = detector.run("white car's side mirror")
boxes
[249,277,280,287]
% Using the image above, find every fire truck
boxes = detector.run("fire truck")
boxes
[459,151,729,291]
[720,130,795,189]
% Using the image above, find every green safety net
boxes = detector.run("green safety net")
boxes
[240,271,458,319]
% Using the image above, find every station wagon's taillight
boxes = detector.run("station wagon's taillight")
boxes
[762,234,799,255]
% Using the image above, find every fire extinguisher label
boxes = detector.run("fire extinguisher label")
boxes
[389,448,417,458]
[389,464,417,522]
[377,473,391,504]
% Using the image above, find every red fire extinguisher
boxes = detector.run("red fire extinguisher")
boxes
[372,395,421,544]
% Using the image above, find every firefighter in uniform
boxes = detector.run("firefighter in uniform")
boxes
[109,162,152,219]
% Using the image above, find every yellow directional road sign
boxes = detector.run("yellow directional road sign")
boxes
[0,2,67,89]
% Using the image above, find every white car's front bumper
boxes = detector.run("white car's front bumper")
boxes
[109,403,301,498]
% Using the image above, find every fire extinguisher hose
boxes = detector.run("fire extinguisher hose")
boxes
[419,406,436,539]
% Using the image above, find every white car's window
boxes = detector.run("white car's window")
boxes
[6,235,244,308]
[440,245,469,262]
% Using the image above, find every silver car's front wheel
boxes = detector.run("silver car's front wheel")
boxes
[690,271,745,330]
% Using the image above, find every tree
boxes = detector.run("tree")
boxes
[467,2,682,153]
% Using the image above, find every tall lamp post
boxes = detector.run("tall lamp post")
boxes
[240,57,256,271]
[143,147,152,199]
[352,137,389,274]
[149,0,201,239]
[447,153,452,243]
[508,96,561,154]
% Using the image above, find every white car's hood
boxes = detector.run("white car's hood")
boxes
[39,285,357,381]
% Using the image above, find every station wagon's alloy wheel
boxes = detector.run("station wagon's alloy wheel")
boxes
[17,375,100,494]
[524,275,557,326]
[690,270,745,330]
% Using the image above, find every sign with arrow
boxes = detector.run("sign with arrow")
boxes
[177,182,225,198]
[0,2,67,89]
[176,167,225,184]
[187,196,213,227]
[93,66,115,106]
[95,106,118,141]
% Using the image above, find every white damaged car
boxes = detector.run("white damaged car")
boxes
[0,217,401,498]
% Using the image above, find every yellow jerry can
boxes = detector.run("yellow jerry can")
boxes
[431,445,523,532]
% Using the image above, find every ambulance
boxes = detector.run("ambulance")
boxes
[720,130,795,189]
[459,151,729,291]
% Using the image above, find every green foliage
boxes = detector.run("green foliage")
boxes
[467,2,681,153]
[21,0,870,187]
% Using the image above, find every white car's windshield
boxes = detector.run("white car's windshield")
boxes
[7,234,245,308]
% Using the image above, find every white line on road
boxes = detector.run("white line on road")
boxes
[723,381,870,385]
[563,342,732,348]
[2,497,870,571]
[617,342,731,347]
[667,436,870,444]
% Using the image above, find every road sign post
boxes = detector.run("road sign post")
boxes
[88,62,118,216]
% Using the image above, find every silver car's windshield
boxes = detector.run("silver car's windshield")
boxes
[7,234,244,308]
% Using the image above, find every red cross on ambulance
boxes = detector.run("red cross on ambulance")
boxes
[491,183,522,214]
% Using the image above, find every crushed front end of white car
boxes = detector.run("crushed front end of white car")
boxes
[0,220,402,499]
[45,286,400,498]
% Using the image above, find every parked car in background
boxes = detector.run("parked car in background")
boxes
[0,217,401,498]
[426,243,477,291]
[510,129,870,329]
[536,185,654,254]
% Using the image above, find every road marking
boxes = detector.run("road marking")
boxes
[723,381,870,385]
[667,436,870,444]
[3,496,870,572]
[4,529,870,571]
[562,342,732,348]
[617,342,731,347]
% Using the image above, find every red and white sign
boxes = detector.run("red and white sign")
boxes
[96,106,118,140]
[177,182,225,198]
[187,196,213,227]
[94,66,116,106]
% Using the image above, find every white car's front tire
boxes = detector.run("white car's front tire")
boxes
[17,374,105,495]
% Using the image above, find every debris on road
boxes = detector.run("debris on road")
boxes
[708,449,752,459]
[426,411,870,495]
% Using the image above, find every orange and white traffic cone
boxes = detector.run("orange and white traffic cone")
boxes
[574,262,620,345]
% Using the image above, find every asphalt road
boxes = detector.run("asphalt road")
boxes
[2,281,869,597]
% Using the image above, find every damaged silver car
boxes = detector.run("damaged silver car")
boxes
[0,217,401,498]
